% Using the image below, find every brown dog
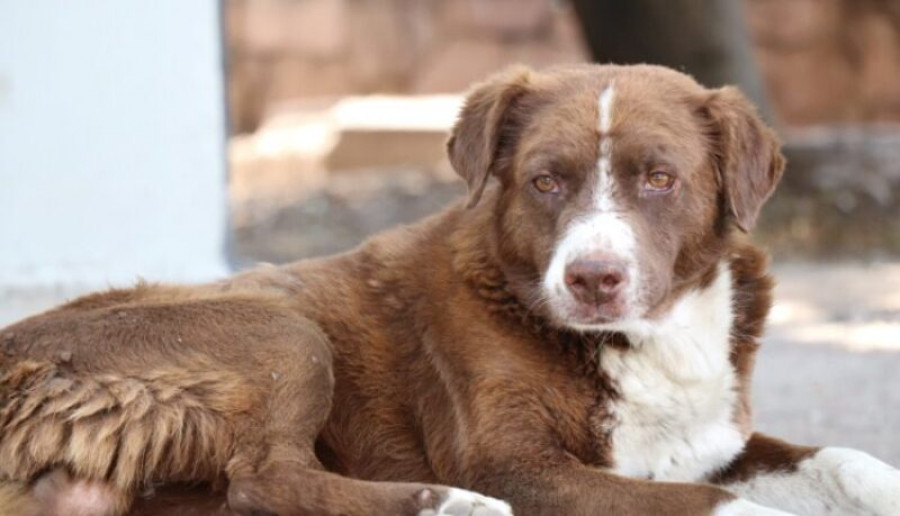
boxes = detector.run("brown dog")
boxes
[2,64,899,516]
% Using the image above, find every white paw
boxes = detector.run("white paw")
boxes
[419,488,513,516]
[817,447,900,516]
[715,498,796,516]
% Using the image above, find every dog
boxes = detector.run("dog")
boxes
[2,64,899,516]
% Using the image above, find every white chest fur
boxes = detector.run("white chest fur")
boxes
[600,264,745,482]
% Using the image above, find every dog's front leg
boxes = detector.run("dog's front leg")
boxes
[714,433,900,515]
[466,458,790,516]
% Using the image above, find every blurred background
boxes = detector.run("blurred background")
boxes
[2,0,900,463]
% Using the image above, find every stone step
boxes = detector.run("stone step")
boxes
[229,96,900,262]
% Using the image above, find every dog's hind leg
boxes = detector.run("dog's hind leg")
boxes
[0,354,244,516]
[0,292,314,515]
[217,323,510,516]
[0,289,508,516]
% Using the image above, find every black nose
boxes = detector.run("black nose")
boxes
[564,257,628,306]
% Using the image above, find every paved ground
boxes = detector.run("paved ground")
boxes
[755,262,900,465]
[2,261,899,464]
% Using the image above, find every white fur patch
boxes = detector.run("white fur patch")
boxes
[714,498,795,516]
[601,264,746,482]
[595,83,616,213]
[542,211,638,323]
[425,488,512,516]
[595,157,615,212]
[598,82,615,134]
[724,447,900,515]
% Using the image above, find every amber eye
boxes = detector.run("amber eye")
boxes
[533,174,559,194]
[647,170,675,191]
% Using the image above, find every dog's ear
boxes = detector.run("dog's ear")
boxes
[447,66,533,208]
[701,86,785,232]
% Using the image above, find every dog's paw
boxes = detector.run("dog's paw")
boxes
[814,447,900,516]
[715,498,796,516]
[418,488,512,516]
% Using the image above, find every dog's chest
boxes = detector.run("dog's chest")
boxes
[597,268,745,482]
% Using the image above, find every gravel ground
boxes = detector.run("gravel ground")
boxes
[2,261,899,465]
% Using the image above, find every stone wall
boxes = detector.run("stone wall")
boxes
[226,0,900,133]
[746,0,900,126]
[226,0,590,133]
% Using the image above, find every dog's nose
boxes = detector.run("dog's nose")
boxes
[564,258,628,305]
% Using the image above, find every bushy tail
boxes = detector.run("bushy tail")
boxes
[1,358,246,492]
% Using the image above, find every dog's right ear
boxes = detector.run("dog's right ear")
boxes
[447,66,533,208]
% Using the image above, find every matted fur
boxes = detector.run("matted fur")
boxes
[0,357,243,490]
[0,482,39,516]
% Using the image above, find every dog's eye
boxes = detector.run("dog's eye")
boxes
[646,171,675,191]
[533,175,559,194]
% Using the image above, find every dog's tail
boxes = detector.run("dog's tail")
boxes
[1,357,242,493]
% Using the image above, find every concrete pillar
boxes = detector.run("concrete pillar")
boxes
[0,0,230,292]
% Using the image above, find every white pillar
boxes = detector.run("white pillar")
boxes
[0,0,230,292]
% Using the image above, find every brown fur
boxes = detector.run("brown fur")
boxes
[0,64,811,516]
[728,239,776,437]
[0,482,40,516]
[712,434,819,485]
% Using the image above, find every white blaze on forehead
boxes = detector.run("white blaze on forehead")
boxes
[595,82,616,212]
[598,81,616,133]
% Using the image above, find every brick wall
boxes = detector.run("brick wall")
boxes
[746,0,900,125]
[226,0,588,132]
[226,0,900,133]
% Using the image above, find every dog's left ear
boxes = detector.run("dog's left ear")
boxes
[701,87,786,232]
[447,66,534,208]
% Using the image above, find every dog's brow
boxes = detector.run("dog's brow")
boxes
[595,82,616,212]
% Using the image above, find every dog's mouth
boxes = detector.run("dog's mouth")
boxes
[545,291,634,330]
[565,298,629,324]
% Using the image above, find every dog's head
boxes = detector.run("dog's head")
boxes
[448,64,784,331]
